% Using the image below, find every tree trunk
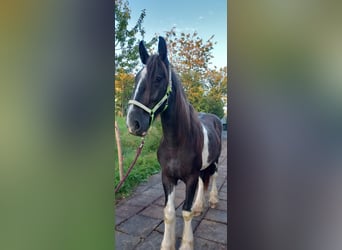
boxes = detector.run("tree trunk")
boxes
[114,121,124,181]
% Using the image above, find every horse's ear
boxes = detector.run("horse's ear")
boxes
[139,41,149,64]
[158,36,168,63]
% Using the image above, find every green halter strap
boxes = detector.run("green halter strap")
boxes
[128,65,172,124]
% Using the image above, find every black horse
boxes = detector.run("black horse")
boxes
[126,36,222,250]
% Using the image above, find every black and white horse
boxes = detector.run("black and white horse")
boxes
[126,36,222,250]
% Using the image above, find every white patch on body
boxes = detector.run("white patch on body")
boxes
[161,188,176,250]
[126,67,147,131]
[201,124,210,170]
[192,177,204,216]
[180,210,194,250]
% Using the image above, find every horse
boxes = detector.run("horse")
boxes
[126,36,222,250]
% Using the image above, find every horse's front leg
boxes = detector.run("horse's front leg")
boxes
[180,175,198,250]
[161,175,176,250]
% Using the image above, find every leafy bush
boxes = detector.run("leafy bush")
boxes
[114,116,162,201]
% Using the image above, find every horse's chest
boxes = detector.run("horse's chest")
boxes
[158,146,197,172]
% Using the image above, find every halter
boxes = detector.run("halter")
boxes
[128,65,172,124]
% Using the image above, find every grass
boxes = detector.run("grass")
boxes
[114,116,163,202]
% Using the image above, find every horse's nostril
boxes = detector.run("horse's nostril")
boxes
[134,120,140,131]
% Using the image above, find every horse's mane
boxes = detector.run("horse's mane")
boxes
[167,64,203,145]
[146,55,203,146]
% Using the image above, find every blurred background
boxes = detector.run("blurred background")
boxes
[0,1,114,249]
[230,1,342,250]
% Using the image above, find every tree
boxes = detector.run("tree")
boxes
[115,0,158,116]
[203,66,228,118]
[115,0,146,73]
[162,28,227,116]
[115,0,157,73]
[164,27,216,78]
[201,96,224,119]
[115,68,135,116]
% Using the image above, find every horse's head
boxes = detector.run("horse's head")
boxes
[126,36,172,136]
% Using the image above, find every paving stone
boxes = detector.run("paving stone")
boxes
[195,219,227,245]
[153,196,165,206]
[147,173,162,186]
[115,231,141,250]
[205,208,227,224]
[216,178,226,188]
[151,182,163,190]
[156,215,200,238]
[134,231,163,250]
[175,196,185,208]
[125,193,159,207]
[133,183,150,194]
[175,188,186,199]
[115,215,126,226]
[116,214,161,237]
[219,178,227,186]
[140,187,164,199]
[115,204,144,221]
[220,182,228,192]
[215,200,227,211]
[218,190,227,201]
[218,169,226,175]
[139,204,164,220]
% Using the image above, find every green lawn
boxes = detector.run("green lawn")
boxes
[114,116,162,202]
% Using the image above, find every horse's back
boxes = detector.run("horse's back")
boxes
[198,112,223,139]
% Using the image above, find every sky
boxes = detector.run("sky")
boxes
[127,0,227,69]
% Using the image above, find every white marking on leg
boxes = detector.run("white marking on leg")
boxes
[161,187,176,250]
[126,67,147,130]
[209,170,219,208]
[192,177,204,216]
[180,210,194,250]
[201,125,210,170]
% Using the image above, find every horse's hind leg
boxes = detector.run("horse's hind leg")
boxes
[180,174,198,250]
[161,175,176,250]
[191,176,204,216]
[209,163,219,208]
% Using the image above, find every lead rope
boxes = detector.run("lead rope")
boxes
[115,137,145,193]
[117,66,171,192]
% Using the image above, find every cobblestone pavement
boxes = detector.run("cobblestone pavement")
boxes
[115,132,227,249]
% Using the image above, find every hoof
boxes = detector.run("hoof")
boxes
[209,202,217,208]
[209,198,218,208]
[209,192,219,208]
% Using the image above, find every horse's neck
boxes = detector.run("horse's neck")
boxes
[160,93,189,146]
[160,104,178,144]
